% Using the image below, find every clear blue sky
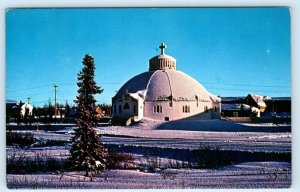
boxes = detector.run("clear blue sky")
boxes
[6,8,291,106]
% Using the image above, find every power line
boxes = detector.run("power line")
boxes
[202,82,290,88]
[208,87,290,94]
[6,84,53,93]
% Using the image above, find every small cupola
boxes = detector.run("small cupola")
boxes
[149,43,176,71]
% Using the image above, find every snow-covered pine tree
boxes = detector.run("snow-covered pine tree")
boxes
[70,54,107,177]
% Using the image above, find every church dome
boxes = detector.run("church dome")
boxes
[114,43,217,103]
[114,70,215,102]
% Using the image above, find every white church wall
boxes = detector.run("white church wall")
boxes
[144,100,220,121]
[112,95,145,121]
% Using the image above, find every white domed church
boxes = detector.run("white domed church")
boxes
[112,43,221,123]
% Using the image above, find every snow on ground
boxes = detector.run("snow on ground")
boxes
[6,120,291,189]
[238,123,291,127]
[9,128,291,153]
[9,118,291,153]
[7,161,291,189]
[127,118,291,132]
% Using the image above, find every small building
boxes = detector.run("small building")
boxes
[263,97,291,117]
[21,103,33,118]
[246,94,267,112]
[221,103,260,117]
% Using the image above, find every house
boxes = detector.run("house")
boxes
[221,103,260,117]
[246,94,267,112]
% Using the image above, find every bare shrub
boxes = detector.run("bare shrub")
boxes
[106,150,135,169]
[7,151,67,174]
[6,131,34,147]
[159,169,178,180]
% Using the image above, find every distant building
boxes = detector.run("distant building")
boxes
[221,94,291,118]
[6,100,18,108]
[246,94,267,112]
[112,43,221,123]
[21,103,33,118]
[221,103,260,117]
[263,97,291,117]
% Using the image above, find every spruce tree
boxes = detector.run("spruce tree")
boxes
[70,54,107,177]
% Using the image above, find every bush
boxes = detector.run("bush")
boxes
[33,139,69,147]
[7,151,67,174]
[6,131,34,147]
[106,150,134,169]
[192,146,233,168]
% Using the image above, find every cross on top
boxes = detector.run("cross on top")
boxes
[159,43,167,55]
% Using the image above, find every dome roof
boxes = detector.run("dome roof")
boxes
[113,43,220,103]
[114,70,218,102]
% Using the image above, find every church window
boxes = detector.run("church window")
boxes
[215,106,217,112]
[119,105,122,113]
[153,105,162,113]
[183,105,190,113]
[123,103,130,110]
[204,106,208,112]
[133,104,137,114]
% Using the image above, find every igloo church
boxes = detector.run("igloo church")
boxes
[112,43,221,123]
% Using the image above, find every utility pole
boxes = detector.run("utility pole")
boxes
[27,97,31,104]
[53,84,58,119]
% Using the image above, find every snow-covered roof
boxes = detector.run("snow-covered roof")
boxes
[221,97,244,102]
[128,93,143,101]
[114,70,220,102]
[21,103,33,110]
[6,99,18,104]
[222,104,251,111]
[269,97,291,101]
[113,43,220,103]
[248,94,266,107]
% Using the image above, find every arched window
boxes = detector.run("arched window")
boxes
[123,103,130,110]
[133,104,137,114]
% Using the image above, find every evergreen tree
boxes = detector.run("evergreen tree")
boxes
[70,54,107,177]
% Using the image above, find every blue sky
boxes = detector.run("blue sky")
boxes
[6,8,291,106]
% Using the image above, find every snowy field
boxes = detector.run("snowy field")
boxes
[6,119,291,189]
[7,162,291,189]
